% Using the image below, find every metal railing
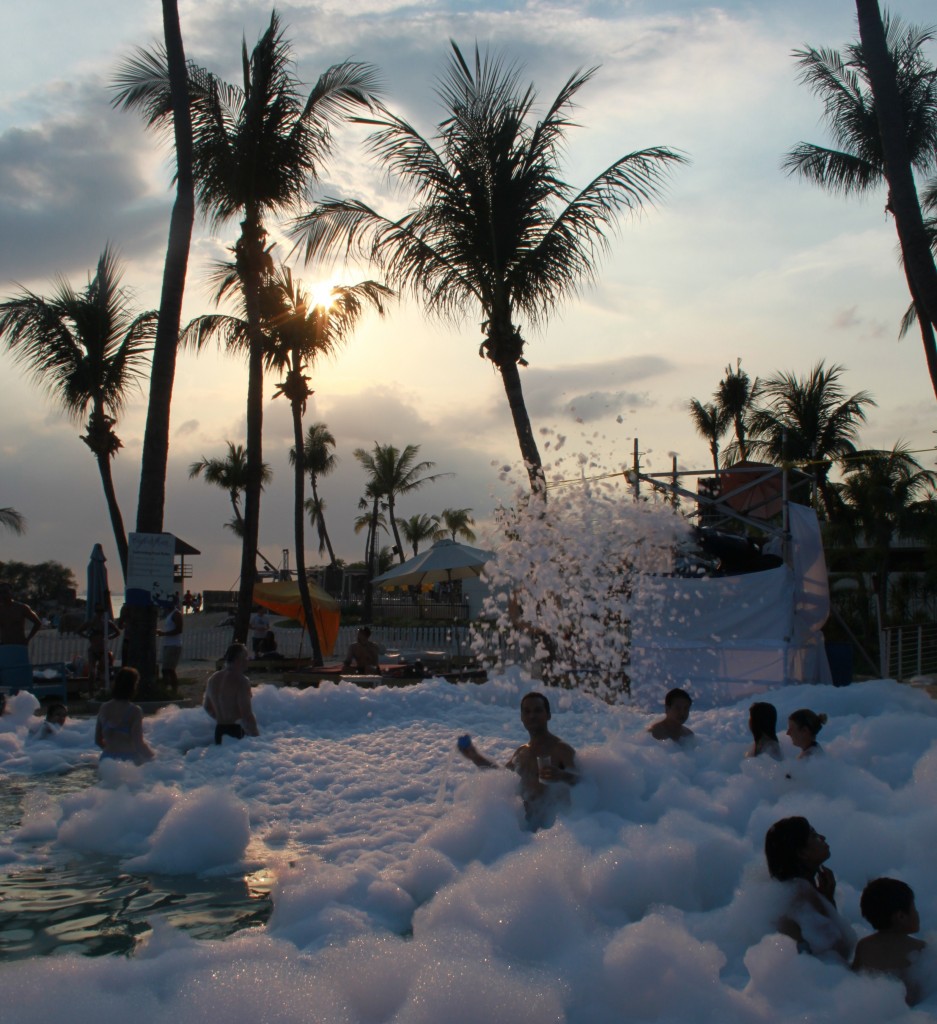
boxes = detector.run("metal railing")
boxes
[883,623,937,681]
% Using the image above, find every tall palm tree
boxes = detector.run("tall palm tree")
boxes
[353,443,447,564]
[111,0,195,693]
[715,359,756,461]
[839,444,937,618]
[265,266,391,664]
[189,442,272,537]
[0,508,26,534]
[292,422,339,564]
[687,398,729,476]
[744,361,875,519]
[113,11,381,642]
[434,507,477,543]
[784,14,937,396]
[401,513,440,556]
[855,0,937,348]
[0,247,156,578]
[293,42,686,494]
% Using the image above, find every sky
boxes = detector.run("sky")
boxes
[2,673,937,1021]
[2,0,937,593]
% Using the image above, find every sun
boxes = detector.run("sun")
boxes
[308,278,336,309]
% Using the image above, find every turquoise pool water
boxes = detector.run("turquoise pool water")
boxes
[0,768,272,959]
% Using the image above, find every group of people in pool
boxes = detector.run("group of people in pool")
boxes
[644,686,829,760]
[459,689,927,1004]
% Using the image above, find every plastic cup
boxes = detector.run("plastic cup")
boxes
[537,755,552,778]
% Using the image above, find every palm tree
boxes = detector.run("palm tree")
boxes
[293,42,686,494]
[855,0,937,348]
[743,361,875,519]
[265,266,391,664]
[839,444,937,618]
[189,442,272,537]
[687,399,729,476]
[715,359,756,461]
[434,508,477,543]
[353,443,447,564]
[113,11,381,642]
[293,422,339,564]
[784,14,937,396]
[0,247,156,578]
[401,513,440,556]
[112,0,195,694]
[0,508,26,534]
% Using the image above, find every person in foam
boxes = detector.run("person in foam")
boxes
[649,687,694,741]
[203,642,260,745]
[94,667,155,765]
[458,691,577,829]
[852,877,927,1004]
[746,701,782,759]
[764,815,854,962]
[787,707,827,758]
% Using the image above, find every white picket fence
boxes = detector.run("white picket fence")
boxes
[30,623,475,667]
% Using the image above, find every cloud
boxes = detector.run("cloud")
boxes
[0,84,169,284]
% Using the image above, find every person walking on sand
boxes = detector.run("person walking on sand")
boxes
[0,582,42,646]
[203,642,259,744]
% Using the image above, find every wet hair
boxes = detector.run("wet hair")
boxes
[860,878,915,931]
[45,702,68,721]
[665,687,692,708]
[225,642,249,664]
[764,816,814,881]
[788,708,827,737]
[358,626,372,638]
[749,702,779,742]
[260,630,278,652]
[520,691,551,719]
[112,667,139,701]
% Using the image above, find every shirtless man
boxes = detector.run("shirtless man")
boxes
[649,687,694,742]
[203,642,259,745]
[459,691,577,829]
[342,626,381,673]
[0,583,42,646]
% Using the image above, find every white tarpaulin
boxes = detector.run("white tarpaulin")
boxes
[630,503,832,706]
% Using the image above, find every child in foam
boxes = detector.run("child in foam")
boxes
[853,878,928,1005]
[764,815,854,962]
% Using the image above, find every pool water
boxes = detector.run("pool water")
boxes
[0,767,272,959]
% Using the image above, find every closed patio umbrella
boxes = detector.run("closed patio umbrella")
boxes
[86,543,114,692]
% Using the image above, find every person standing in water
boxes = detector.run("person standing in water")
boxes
[203,643,259,745]
[649,687,694,742]
[94,667,155,765]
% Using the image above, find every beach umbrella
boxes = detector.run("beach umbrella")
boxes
[372,538,494,588]
[86,543,114,692]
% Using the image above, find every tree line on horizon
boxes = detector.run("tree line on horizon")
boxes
[1,1,936,691]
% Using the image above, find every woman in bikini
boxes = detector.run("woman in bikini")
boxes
[94,667,155,765]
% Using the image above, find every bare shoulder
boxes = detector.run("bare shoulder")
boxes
[554,738,576,763]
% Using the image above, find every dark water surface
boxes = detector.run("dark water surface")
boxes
[0,766,272,959]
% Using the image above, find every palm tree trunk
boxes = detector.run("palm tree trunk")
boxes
[498,359,545,495]
[856,0,937,397]
[290,395,324,665]
[388,497,406,563]
[363,494,379,621]
[901,261,937,401]
[234,214,266,644]
[311,477,337,565]
[96,450,130,581]
[128,0,195,696]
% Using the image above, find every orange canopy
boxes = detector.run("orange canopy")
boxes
[252,579,341,657]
